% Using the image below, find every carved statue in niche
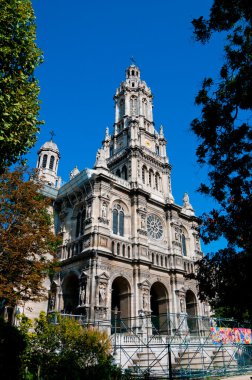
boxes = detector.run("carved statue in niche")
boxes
[80,286,86,305]
[101,202,107,218]
[87,204,92,218]
[79,272,87,306]
[143,289,149,310]
[180,297,186,313]
[141,216,146,229]
[99,283,107,306]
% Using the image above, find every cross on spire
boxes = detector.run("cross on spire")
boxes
[50,130,55,141]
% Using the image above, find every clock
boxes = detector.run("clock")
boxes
[147,214,164,240]
[145,140,151,148]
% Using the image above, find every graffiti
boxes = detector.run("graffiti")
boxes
[211,327,252,345]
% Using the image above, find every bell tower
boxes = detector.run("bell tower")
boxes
[36,135,61,188]
[100,63,174,202]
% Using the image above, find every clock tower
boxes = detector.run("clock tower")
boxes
[104,63,174,203]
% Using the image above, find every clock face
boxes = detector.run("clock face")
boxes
[145,140,151,148]
[147,214,164,240]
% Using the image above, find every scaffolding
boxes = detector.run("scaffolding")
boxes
[54,313,252,379]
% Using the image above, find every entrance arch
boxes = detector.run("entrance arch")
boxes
[186,290,198,334]
[111,277,131,332]
[62,274,79,314]
[150,282,169,334]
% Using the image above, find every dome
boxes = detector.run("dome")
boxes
[38,140,60,156]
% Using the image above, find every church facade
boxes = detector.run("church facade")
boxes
[36,64,207,329]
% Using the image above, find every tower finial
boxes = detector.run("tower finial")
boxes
[130,56,137,66]
[49,130,55,141]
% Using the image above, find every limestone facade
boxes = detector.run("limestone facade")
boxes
[38,64,208,327]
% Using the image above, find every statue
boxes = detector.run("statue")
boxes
[141,216,146,229]
[101,202,107,218]
[180,298,186,313]
[87,204,91,218]
[99,283,106,305]
[94,147,108,169]
[143,290,149,310]
[80,286,86,305]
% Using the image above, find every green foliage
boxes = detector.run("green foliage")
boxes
[20,312,122,380]
[0,0,43,173]
[0,318,26,379]
[191,0,252,320]
[0,166,60,309]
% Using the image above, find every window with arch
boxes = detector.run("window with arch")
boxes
[182,234,187,256]
[75,208,86,238]
[112,204,125,237]
[155,172,160,190]
[130,96,138,116]
[42,154,48,168]
[149,169,154,187]
[156,145,160,156]
[49,156,55,170]
[119,99,125,119]
[121,165,128,180]
[142,98,147,117]
[142,165,147,184]
[116,169,121,177]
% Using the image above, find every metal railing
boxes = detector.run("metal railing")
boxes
[49,312,252,379]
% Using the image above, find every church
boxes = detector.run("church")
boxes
[36,63,207,329]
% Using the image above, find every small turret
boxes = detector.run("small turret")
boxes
[36,135,61,188]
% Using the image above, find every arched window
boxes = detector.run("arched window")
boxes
[42,154,48,168]
[119,211,124,236]
[49,156,55,170]
[80,208,86,235]
[155,173,159,190]
[156,145,160,156]
[112,204,125,237]
[116,169,121,177]
[142,99,147,117]
[119,99,125,119]
[149,169,153,187]
[121,165,127,180]
[130,96,138,116]
[76,212,81,237]
[113,209,118,234]
[182,234,187,256]
[142,166,147,184]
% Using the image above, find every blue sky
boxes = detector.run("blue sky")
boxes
[29,0,226,253]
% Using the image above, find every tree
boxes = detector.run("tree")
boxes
[0,167,60,317]
[191,0,252,320]
[0,0,43,173]
[0,317,26,379]
[20,312,121,380]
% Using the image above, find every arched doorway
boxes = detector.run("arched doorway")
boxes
[150,282,169,334]
[186,290,198,334]
[111,277,131,332]
[62,274,79,314]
